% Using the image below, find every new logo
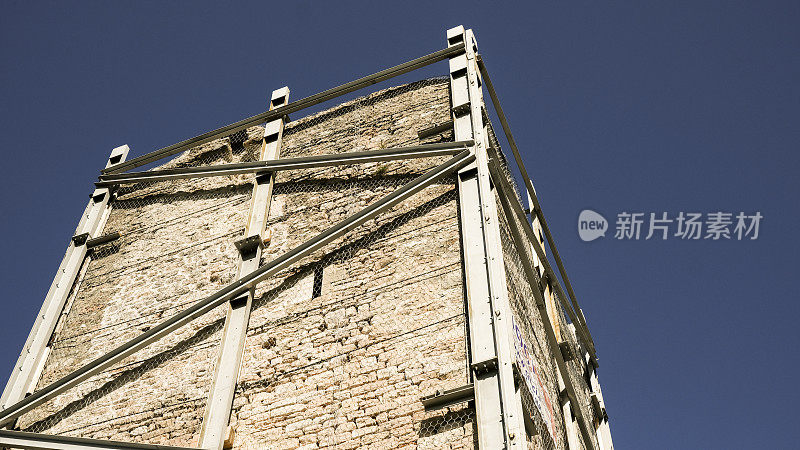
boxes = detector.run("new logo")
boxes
[578,209,607,242]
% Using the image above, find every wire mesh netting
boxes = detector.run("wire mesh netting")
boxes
[11,77,481,448]
[8,69,603,449]
[495,190,565,450]
[492,135,600,450]
[227,78,476,448]
[13,123,260,445]
[280,77,454,162]
[229,177,473,449]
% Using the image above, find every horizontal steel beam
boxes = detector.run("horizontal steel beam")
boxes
[488,165,597,448]
[421,384,474,411]
[0,430,196,450]
[477,55,597,354]
[86,232,121,249]
[102,44,466,176]
[95,141,472,187]
[486,148,597,363]
[0,150,474,426]
[417,119,454,139]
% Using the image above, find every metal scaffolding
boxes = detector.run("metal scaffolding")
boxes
[1,25,611,450]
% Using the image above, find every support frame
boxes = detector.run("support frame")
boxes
[0,26,608,450]
[1,145,130,413]
[199,86,289,449]
[0,149,475,427]
[487,148,597,365]
[449,25,525,448]
[103,44,466,175]
[476,55,597,356]
[487,157,597,448]
[95,141,472,187]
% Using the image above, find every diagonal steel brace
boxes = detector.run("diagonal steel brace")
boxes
[487,146,597,363]
[0,429,197,450]
[487,159,598,449]
[95,141,472,187]
[0,150,474,427]
[477,54,597,354]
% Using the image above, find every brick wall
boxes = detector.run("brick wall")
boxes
[16,78,478,449]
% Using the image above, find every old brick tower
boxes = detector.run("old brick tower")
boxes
[0,26,612,449]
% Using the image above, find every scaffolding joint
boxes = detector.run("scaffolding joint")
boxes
[470,357,498,376]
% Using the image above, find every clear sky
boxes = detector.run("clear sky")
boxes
[1,1,798,448]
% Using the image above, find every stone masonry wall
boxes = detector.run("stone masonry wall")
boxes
[230,78,476,449]
[491,133,599,450]
[495,188,567,449]
[16,126,262,445]
[16,78,478,449]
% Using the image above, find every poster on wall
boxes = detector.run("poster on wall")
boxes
[512,317,556,440]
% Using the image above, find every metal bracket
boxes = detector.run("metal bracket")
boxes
[86,232,121,249]
[452,103,470,117]
[559,342,574,361]
[417,119,454,139]
[255,171,272,184]
[234,235,264,256]
[591,393,606,420]
[263,120,282,142]
[537,278,546,295]
[470,357,498,376]
[229,295,249,309]
[421,384,474,411]
[90,189,107,203]
[71,233,89,246]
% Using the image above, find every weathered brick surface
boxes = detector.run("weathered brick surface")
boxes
[230,79,475,449]
[16,132,259,445]
[493,145,600,449]
[495,189,566,449]
[18,78,477,448]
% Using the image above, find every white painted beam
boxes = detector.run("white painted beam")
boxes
[1,146,129,414]
[199,87,290,450]
[0,429,196,450]
[0,149,473,427]
[449,25,524,448]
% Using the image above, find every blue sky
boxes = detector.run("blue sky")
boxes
[1,1,798,448]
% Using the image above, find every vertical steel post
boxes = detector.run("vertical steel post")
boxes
[529,190,579,449]
[199,87,289,450]
[1,145,130,413]
[488,159,599,448]
[449,25,524,448]
[527,191,563,341]
[560,376,581,449]
[586,355,614,450]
